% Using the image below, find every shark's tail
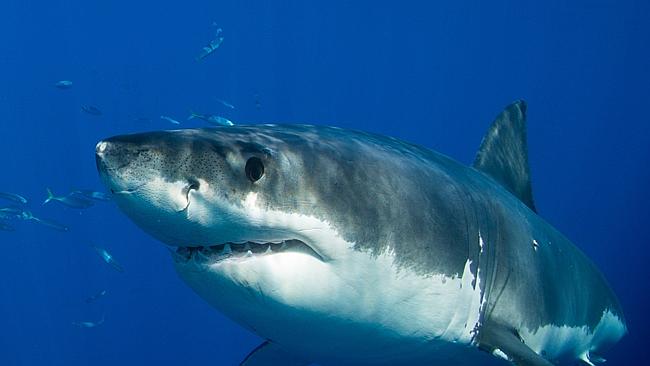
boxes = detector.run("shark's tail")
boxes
[187,111,199,121]
[43,188,56,205]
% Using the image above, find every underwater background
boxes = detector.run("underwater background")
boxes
[0,1,648,365]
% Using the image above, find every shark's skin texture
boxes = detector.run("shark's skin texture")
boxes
[95,103,626,366]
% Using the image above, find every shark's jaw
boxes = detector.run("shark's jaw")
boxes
[102,173,333,263]
[170,239,324,265]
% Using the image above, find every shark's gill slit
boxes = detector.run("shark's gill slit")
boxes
[111,183,146,196]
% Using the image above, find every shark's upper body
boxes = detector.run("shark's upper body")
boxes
[95,101,626,366]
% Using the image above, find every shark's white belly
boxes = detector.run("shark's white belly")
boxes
[174,241,499,365]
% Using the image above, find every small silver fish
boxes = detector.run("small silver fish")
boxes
[19,210,69,232]
[196,28,224,61]
[72,190,111,202]
[216,98,235,109]
[0,192,27,205]
[0,207,23,220]
[31,216,69,232]
[43,188,94,209]
[188,111,234,126]
[72,314,105,328]
[160,115,181,125]
[210,116,234,126]
[92,245,124,273]
[81,105,102,116]
[85,289,108,303]
[54,80,72,89]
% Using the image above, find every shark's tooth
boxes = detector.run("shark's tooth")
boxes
[246,250,253,257]
[169,248,190,263]
[222,243,232,254]
[195,249,211,262]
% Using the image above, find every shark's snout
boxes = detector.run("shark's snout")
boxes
[95,140,108,155]
[95,138,128,192]
[95,140,115,178]
[94,135,159,195]
[95,140,112,186]
[94,137,125,169]
[95,135,130,161]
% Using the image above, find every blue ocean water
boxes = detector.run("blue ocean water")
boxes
[0,1,648,365]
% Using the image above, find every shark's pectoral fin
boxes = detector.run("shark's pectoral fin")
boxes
[240,341,310,366]
[473,100,537,212]
[477,323,553,366]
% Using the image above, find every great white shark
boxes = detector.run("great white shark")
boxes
[95,101,626,366]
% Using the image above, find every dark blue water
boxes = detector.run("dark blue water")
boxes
[0,1,648,365]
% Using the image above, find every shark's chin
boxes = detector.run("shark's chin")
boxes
[170,239,324,266]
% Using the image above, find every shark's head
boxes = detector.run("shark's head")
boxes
[95,128,317,252]
[96,125,483,362]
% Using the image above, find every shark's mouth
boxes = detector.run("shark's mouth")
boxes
[171,239,323,265]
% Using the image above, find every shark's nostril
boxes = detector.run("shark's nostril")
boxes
[179,179,200,213]
[188,178,200,191]
[96,141,108,155]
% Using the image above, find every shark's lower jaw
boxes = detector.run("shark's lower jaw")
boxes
[171,239,323,265]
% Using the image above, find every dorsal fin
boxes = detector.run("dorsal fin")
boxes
[473,100,536,212]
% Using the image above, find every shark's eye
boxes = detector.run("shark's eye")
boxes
[245,157,264,182]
